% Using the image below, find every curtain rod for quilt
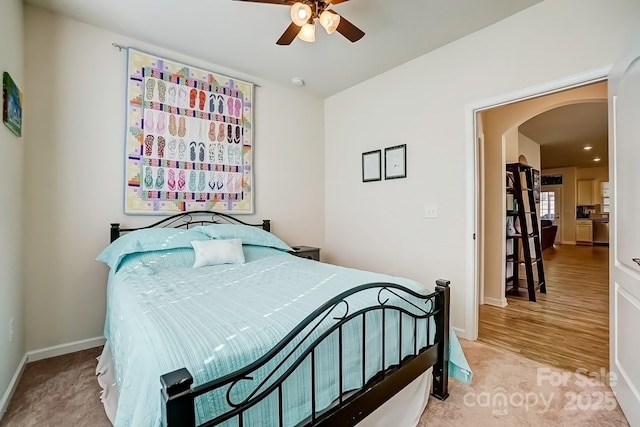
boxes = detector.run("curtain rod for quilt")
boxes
[111,43,261,88]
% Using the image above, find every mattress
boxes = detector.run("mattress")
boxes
[102,243,470,426]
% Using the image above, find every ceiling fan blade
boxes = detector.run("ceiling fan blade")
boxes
[324,0,350,4]
[331,11,365,43]
[233,0,295,5]
[276,22,302,45]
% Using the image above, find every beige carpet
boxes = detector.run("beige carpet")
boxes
[0,340,629,426]
[421,340,628,426]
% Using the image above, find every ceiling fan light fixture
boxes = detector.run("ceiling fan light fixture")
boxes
[291,2,312,26]
[297,22,316,42]
[319,10,340,34]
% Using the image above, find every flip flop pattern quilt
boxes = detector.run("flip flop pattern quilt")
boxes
[124,49,254,214]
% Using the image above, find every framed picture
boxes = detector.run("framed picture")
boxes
[506,171,515,189]
[384,144,406,180]
[533,169,541,202]
[2,72,23,137]
[362,150,381,182]
[541,173,562,186]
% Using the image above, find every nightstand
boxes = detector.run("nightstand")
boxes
[289,246,320,261]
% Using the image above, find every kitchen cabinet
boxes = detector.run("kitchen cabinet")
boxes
[577,180,595,205]
[576,219,593,245]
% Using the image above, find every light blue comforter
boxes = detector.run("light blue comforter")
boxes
[105,247,471,426]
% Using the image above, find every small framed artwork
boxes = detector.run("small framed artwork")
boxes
[384,144,406,180]
[506,171,515,189]
[541,174,562,186]
[362,150,382,182]
[2,72,23,137]
[533,169,541,202]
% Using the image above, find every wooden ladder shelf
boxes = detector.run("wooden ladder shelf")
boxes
[505,163,547,302]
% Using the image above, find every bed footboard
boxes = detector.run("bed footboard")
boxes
[161,280,450,427]
[432,278,450,400]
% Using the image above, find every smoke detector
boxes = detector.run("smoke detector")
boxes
[291,77,305,87]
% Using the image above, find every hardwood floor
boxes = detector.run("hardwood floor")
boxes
[479,243,609,374]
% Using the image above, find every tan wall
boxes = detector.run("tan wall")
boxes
[481,82,607,304]
[0,0,25,406]
[505,127,519,163]
[518,133,541,171]
[480,109,506,305]
[477,113,486,305]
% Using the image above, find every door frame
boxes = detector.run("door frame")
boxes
[465,67,610,340]
[540,184,563,244]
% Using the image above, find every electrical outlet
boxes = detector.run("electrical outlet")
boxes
[424,204,438,218]
[9,318,14,343]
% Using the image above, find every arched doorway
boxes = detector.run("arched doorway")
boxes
[476,80,610,374]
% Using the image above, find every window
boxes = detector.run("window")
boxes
[540,191,555,221]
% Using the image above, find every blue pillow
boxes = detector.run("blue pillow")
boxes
[198,224,292,252]
[96,228,209,270]
[118,247,197,271]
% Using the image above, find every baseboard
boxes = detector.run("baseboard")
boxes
[563,241,576,245]
[452,327,466,338]
[0,353,27,421]
[483,297,508,308]
[26,336,105,363]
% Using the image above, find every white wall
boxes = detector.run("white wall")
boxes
[0,0,25,411]
[23,6,325,351]
[324,0,640,336]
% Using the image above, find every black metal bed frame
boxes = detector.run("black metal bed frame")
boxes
[110,210,270,243]
[108,211,450,427]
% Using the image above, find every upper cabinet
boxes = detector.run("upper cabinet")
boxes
[577,179,595,205]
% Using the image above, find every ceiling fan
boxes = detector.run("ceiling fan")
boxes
[234,0,365,45]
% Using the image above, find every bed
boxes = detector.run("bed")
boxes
[96,211,471,427]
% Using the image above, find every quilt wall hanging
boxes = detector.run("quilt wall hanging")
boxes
[124,48,254,214]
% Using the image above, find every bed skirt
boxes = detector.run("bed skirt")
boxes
[96,342,432,426]
[96,341,119,425]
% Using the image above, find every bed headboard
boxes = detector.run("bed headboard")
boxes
[109,211,271,243]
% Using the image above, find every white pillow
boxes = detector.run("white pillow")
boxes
[191,238,245,268]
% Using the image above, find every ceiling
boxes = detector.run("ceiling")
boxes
[25,0,542,97]
[519,102,609,169]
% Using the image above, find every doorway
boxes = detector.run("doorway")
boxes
[540,185,562,245]
[473,78,611,374]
